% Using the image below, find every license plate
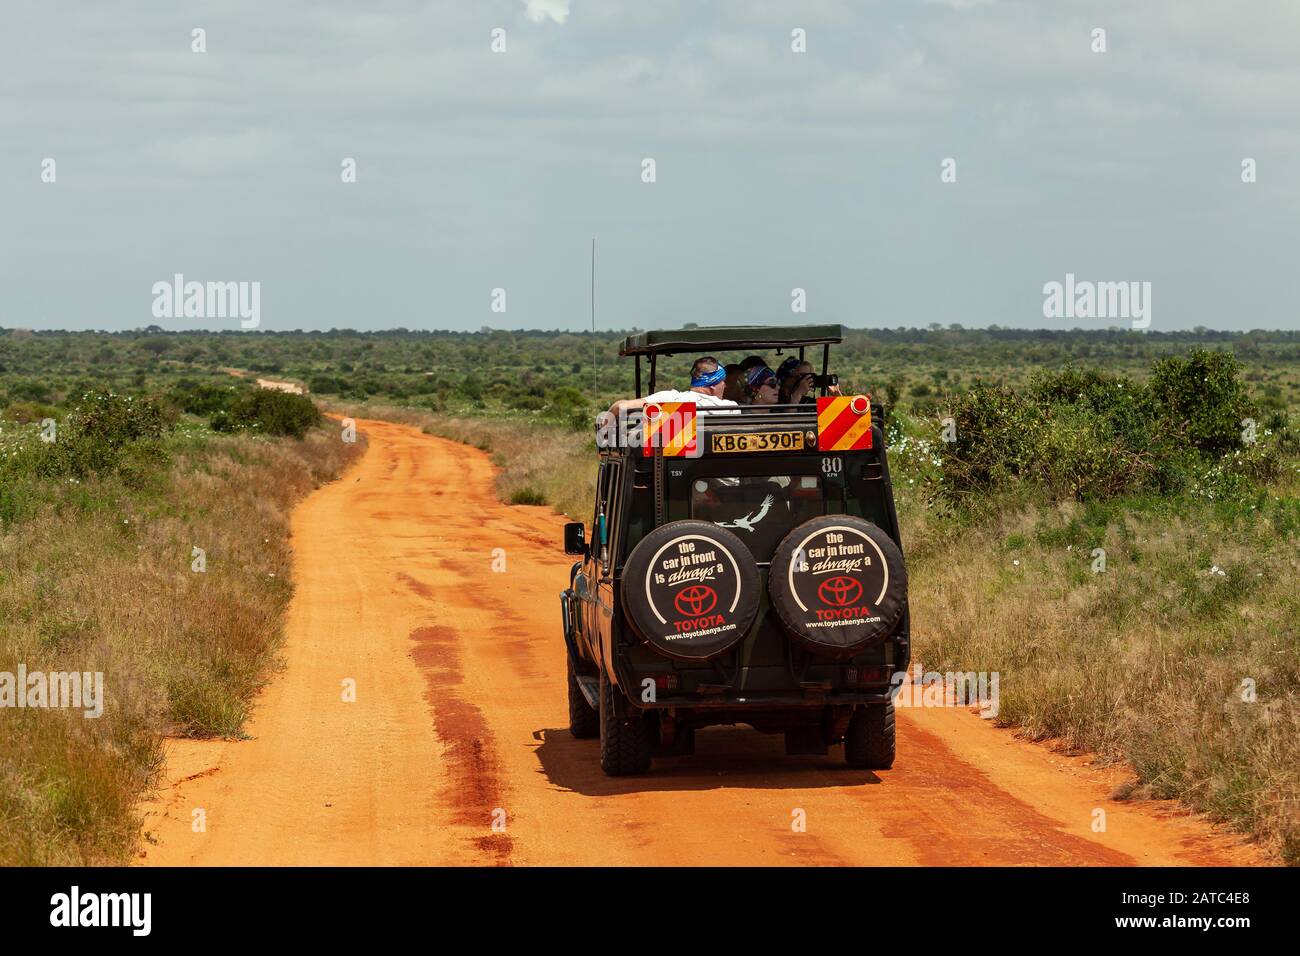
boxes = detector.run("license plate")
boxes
[709,431,805,454]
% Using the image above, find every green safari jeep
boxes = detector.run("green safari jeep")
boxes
[560,325,910,776]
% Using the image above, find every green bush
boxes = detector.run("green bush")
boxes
[215,390,321,439]
[1029,367,1156,450]
[33,392,171,482]
[541,386,595,430]
[1149,349,1253,456]
[169,382,239,416]
[509,394,545,412]
[509,486,546,505]
[3,401,58,424]
[1035,403,1154,500]
[938,356,1269,505]
[6,381,54,404]
[307,374,346,395]
[940,382,1043,494]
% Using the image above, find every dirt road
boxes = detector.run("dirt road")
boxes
[140,418,1266,866]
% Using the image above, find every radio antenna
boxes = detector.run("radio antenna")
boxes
[591,237,597,395]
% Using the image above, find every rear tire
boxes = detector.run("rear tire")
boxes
[844,701,895,769]
[567,657,599,739]
[599,670,653,776]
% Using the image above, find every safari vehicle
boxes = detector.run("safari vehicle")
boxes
[559,325,910,776]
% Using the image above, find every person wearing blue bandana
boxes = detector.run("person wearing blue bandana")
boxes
[608,356,739,417]
[744,365,779,405]
[690,362,728,391]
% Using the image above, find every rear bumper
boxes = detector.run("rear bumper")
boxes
[631,688,895,712]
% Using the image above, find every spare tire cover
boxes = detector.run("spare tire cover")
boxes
[620,520,760,661]
[769,515,908,657]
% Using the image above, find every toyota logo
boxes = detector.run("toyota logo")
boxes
[817,575,862,607]
[674,585,718,617]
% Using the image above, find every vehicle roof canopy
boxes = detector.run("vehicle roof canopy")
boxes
[618,324,843,357]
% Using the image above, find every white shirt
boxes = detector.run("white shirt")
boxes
[643,389,739,414]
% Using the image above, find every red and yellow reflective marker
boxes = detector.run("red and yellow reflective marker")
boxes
[642,401,698,457]
[816,395,873,451]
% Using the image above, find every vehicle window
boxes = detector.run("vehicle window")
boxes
[604,461,623,572]
[690,474,822,560]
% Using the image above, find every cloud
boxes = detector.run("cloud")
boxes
[1,0,1297,332]
[522,0,571,24]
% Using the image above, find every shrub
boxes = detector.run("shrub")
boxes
[939,382,1043,494]
[1149,349,1253,457]
[6,381,54,404]
[1035,402,1154,500]
[307,374,346,395]
[507,394,544,412]
[939,355,1261,505]
[544,385,588,418]
[509,486,547,506]
[137,336,174,356]
[34,392,171,482]
[216,390,321,439]
[170,382,239,416]
[3,401,58,425]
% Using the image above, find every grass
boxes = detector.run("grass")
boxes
[899,488,1299,863]
[0,416,362,865]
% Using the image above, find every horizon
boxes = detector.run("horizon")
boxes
[3,324,1297,339]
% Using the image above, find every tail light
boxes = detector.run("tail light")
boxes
[844,665,889,685]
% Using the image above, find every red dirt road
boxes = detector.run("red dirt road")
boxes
[139,419,1267,866]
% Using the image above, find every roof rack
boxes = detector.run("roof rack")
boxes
[619,324,842,357]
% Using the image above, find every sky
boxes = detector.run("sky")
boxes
[2,0,1298,333]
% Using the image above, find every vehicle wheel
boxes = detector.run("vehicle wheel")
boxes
[844,701,895,769]
[599,670,653,776]
[567,657,599,739]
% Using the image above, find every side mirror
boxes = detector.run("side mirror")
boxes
[564,522,587,556]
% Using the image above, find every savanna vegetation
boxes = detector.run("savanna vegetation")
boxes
[2,325,1296,431]
[890,351,1298,864]
[0,356,355,864]
[1,325,1296,863]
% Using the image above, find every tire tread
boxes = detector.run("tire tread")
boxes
[845,701,895,769]
[599,671,653,775]
[567,657,599,739]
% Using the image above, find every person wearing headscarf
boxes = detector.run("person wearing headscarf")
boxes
[744,365,780,405]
